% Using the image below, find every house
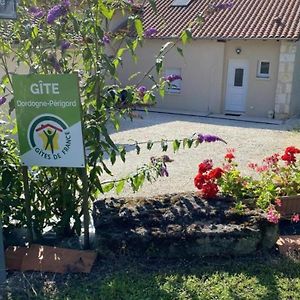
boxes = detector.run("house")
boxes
[119,0,300,120]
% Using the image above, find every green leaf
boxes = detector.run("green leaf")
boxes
[155,58,163,74]
[120,147,126,162]
[134,18,144,39]
[31,26,38,38]
[177,47,184,57]
[187,139,193,148]
[195,14,205,26]
[102,182,115,193]
[2,169,12,189]
[101,161,112,175]
[172,139,180,152]
[181,29,192,45]
[1,74,9,85]
[116,47,126,58]
[110,150,116,165]
[99,2,115,20]
[161,140,168,152]
[147,140,154,150]
[148,0,157,13]
[135,143,141,155]
[101,126,118,150]
[159,86,165,98]
[9,99,15,114]
[115,180,125,194]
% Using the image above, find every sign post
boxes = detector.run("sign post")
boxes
[0,0,17,19]
[0,220,6,284]
[13,74,89,248]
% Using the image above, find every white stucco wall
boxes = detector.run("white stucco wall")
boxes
[119,38,282,118]
[223,40,280,118]
[119,39,225,115]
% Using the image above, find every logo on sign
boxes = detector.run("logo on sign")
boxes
[28,114,72,161]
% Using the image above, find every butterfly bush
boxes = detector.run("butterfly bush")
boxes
[0,0,233,240]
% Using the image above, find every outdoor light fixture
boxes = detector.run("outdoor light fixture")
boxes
[235,47,242,54]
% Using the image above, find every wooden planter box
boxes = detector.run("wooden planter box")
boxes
[277,195,300,218]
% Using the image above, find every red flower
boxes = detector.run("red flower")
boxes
[285,146,300,155]
[207,167,224,179]
[225,152,235,162]
[198,159,213,173]
[200,182,218,199]
[281,152,296,165]
[194,173,207,189]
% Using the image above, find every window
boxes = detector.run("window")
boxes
[257,61,270,78]
[165,68,182,94]
[234,68,244,87]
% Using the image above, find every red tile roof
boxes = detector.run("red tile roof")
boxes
[142,0,300,40]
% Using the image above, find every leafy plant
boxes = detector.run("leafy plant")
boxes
[248,146,300,209]
[0,119,25,230]
[0,0,224,240]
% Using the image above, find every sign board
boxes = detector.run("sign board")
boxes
[0,0,17,19]
[13,74,86,168]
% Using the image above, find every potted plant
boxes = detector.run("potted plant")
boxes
[248,146,300,218]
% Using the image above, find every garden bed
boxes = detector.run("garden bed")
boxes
[93,192,278,257]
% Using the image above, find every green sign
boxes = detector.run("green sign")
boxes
[13,74,86,168]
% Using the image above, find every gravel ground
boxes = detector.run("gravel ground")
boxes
[102,111,300,198]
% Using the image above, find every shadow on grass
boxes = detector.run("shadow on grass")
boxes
[3,254,300,300]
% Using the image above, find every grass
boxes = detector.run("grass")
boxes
[2,254,300,300]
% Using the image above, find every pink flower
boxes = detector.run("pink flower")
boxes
[256,165,269,173]
[263,153,280,166]
[248,162,258,170]
[275,198,282,207]
[291,214,300,223]
[266,205,280,224]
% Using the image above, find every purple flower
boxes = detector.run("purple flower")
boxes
[47,1,69,24]
[61,40,71,52]
[197,134,227,144]
[0,96,7,106]
[62,0,71,7]
[29,7,45,19]
[48,54,61,72]
[137,85,147,97]
[165,74,182,82]
[102,34,110,44]
[144,27,158,38]
[212,2,234,10]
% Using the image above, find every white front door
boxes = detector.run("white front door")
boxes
[225,59,249,112]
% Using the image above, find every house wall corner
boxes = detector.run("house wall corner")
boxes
[274,41,297,119]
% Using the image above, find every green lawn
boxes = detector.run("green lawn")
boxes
[3,255,300,300]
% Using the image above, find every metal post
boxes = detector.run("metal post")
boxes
[21,166,33,243]
[0,220,6,284]
[81,168,90,249]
